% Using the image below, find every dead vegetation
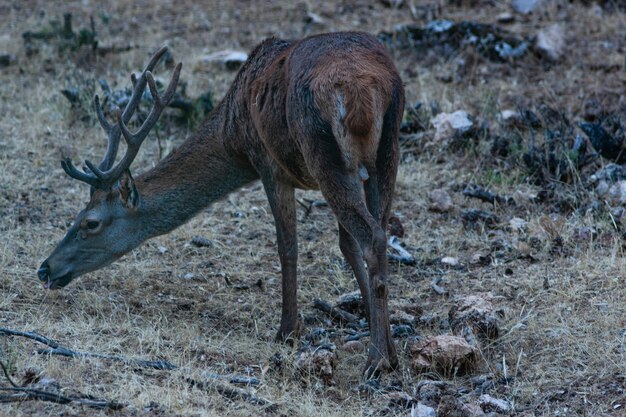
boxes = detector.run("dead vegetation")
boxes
[0,0,625,416]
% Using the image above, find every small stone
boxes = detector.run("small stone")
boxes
[608,181,626,205]
[380,0,404,7]
[438,394,484,417]
[417,381,445,407]
[295,344,338,385]
[461,209,499,227]
[431,110,474,142]
[449,294,500,339]
[470,253,490,265]
[191,236,212,247]
[390,310,416,325]
[392,324,415,337]
[402,303,424,317]
[441,256,460,267]
[0,53,16,68]
[496,12,515,23]
[535,24,565,61]
[182,272,194,279]
[574,227,595,242]
[508,217,528,231]
[478,394,512,413]
[583,99,603,122]
[409,335,478,375]
[499,109,522,127]
[385,391,415,408]
[342,340,365,352]
[512,0,542,14]
[412,403,436,417]
[158,246,168,254]
[429,189,454,212]
[336,291,364,315]
[595,180,609,196]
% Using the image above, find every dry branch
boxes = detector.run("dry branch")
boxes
[37,347,177,370]
[0,360,122,410]
[0,387,124,410]
[0,327,176,370]
[186,377,275,409]
[463,184,514,206]
[313,299,360,324]
[387,236,416,265]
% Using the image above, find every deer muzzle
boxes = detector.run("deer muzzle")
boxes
[37,260,73,289]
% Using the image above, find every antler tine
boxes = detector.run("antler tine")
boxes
[82,61,182,188]
[94,95,120,173]
[61,158,101,189]
[120,45,169,124]
[66,46,173,191]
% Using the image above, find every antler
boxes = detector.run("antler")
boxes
[62,46,182,191]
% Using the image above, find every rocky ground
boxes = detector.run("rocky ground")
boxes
[0,0,624,416]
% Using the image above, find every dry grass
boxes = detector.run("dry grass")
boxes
[1,0,625,416]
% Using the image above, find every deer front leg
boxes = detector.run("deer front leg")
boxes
[261,176,301,342]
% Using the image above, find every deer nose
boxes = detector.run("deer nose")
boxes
[37,261,50,282]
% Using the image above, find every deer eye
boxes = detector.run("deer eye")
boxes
[85,220,100,230]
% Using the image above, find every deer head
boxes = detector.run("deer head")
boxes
[38,46,181,289]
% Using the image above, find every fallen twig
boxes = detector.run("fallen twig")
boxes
[186,377,275,409]
[203,372,261,387]
[0,387,124,409]
[0,328,61,348]
[0,360,122,410]
[387,236,416,265]
[37,347,177,370]
[1,327,261,389]
[463,184,514,206]
[430,277,447,295]
[344,331,370,342]
[0,327,177,370]
[313,299,360,324]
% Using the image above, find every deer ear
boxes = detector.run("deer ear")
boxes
[118,170,140,209]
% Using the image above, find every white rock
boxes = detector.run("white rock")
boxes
[499,109,521,126]
[441,256,460,267]
[411,403,436,417]
[512,0,542,14]
[609,181,626,205]
[428,189,454,212]
[535,24,565,61]
[497,12,515,23]
[509,217,528,231]
[431,111,473,142]
[478,394,512,413]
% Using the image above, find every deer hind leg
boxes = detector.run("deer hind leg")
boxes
[338,224,371,324]
[362,168,399,377]
[260,175,301,342]
[311,167,396,377]
[373,84,403,365]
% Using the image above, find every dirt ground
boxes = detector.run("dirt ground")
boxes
[0,1,625,416]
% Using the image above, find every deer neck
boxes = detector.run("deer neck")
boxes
[133,116,258,237]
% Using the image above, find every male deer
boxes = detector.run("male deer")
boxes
[38,32,404,376]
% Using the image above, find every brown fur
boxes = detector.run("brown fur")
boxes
[44,32,405,377]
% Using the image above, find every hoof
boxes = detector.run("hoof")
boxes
[363,345,399,379]
[275,321,303,344]
[363,357,392,380]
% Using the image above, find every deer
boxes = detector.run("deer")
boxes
[38,32,405,377]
